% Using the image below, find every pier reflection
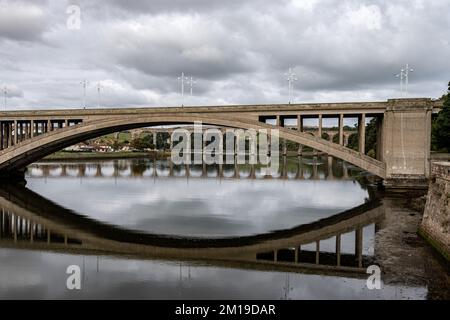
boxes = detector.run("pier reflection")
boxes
[26,155,366,181]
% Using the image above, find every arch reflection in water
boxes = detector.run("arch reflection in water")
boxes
[0,183,383,277]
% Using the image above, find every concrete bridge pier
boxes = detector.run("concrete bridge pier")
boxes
[382,100,433,189]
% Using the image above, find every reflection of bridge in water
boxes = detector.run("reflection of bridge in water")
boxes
[0,183,383,278]
[27,156,363,181]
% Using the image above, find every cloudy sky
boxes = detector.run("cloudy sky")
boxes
[0,0,449,110]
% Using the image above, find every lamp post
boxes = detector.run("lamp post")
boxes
[285,68,298,104]
[395,64,414,97]
[97,82,103,108]
[80,79,89,109]
[186,76,196,96]
[177,72,189,106]
[403,63,414,96]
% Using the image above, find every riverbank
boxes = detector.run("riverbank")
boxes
[375,196,450,299]
[42,151,171,161]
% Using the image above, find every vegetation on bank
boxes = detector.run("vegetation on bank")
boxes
[432,82,450,153]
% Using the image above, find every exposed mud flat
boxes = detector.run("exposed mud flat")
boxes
[374,196,450,299]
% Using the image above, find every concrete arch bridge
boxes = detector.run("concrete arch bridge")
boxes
[0,98,442,188]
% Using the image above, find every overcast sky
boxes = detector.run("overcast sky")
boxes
[0,0,449,110]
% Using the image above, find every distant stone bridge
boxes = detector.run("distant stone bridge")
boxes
[0,98,442,187]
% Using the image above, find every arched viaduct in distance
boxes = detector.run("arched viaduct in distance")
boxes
[0,98,443,189]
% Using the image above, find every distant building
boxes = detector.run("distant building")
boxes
[94,145,113,153]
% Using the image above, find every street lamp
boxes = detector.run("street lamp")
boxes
[177,72,189,106]
[80,79,89,109]
[285,68,298,104]
[403,64,414,96]
[395,64,414,97]
[186,76,196,96]
[97,81,103,108]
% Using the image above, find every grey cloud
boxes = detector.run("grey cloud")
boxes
[1,84,24,98]
[0,0,449,109]
[104,0,276,15]
[0,2,48,42]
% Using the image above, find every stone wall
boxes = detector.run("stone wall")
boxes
[419,162,450,260]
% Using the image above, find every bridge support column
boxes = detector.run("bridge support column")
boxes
[318,114,322,137]
[13,120,18,145]
[19,122,23,142]
[0,122,3,150]
[31,120,35,138]
[8,122,13,147]
[297,115,302,132]
[338,114,344,146]
[383,99,433,189]
[358,114,366,154]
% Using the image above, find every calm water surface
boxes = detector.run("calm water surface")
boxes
[0,157,447,299]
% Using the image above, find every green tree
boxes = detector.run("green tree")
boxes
[432,82,450,152]
[365,118,378,156]
[130,136,153,150]
[347,133,359,151]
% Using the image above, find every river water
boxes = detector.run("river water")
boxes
[0,157,448,299]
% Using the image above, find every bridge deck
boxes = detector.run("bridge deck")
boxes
[0,98,441,119]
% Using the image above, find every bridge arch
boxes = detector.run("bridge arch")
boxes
[0,113,385,177]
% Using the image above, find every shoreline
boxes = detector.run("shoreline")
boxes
[41,151,171,161]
